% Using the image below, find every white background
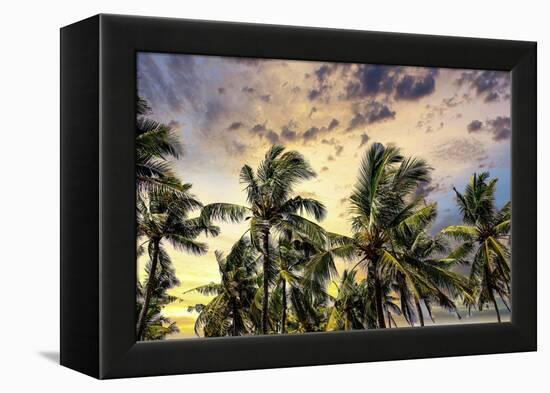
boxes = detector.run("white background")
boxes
[0,0,546,391]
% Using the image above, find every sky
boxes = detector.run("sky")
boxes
[137,52,511,338]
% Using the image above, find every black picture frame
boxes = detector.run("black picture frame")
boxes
[60,14,537,379]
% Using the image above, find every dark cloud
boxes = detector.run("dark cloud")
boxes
[394,70,437,100]
[266,130,280,144]
[308,63,349,101]
[242,86,255,94]
[346,102,396,131]
[250,123,267,133]
[300,117,342,143]
[303,126,321,142]
[346,65,399,99]
[218,87,226,94]
[328,118,340,130]
[358,133,370,148]
[335,145,344,156]
[487,116,512,141]
[467,120,483,132]
[320,166,329,172]
[366,102,396,123]
[315,64,335,83]
[456,70,510,102]
[227,121,244,131]
[346,113,367,132]
[281,124,298,141]
[344,65,438,102]
[308,88,326,101]
[484,91,499,102]
[466,116,511,141]
[260,94,271,103]
[249,122,281,145]
[327,155,335,161]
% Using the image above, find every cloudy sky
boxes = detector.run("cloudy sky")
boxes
[137,52,511,338]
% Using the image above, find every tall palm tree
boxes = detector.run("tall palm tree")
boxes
[389,209,472,326]
[307,143,433,328]
[201,145,327,334]
[136,259,181,340]
[136,97,183,195]
[272,227,325,334]
[136,186,220,340]
[186,237,259,336]
[442,172,511,322]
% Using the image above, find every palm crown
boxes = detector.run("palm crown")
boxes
[201,145,327,334]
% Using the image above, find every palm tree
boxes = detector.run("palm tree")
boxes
[186,237,259,336]
[307,143,433,328]
[326,270,370,330]
[201,145,327,334]
[136,259,181,340]
[136,97,183,195]
[271,227,327,334]
[389,209,472,326]
[442,172,511,322]
[136,186,220,340]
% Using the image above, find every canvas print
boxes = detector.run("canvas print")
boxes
[136,53,511,340]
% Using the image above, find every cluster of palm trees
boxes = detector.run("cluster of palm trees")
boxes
[135,97,220,340]
[135,98,511,340]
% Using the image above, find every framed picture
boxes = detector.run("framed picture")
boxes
[60,14,536,379]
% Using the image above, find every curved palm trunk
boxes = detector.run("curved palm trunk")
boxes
[484,261,502,323]
[415,299,425,326]
[491,293,502,322]
[374,274,386,329]
[136,239,160,340]
[231,298,239,336]
[281,279,287,334]
[387,311,392,328]
[261,228,270,334]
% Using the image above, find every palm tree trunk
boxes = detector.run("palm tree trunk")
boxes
[262,228,270,334]
[387,311,392,328]
[490,289,502,323]
[136,239,160,340]
[484,263,501,323]
[281,279,287,334]
[231,298,238,336]
[374,274,386,329]
[415,299,425,326]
